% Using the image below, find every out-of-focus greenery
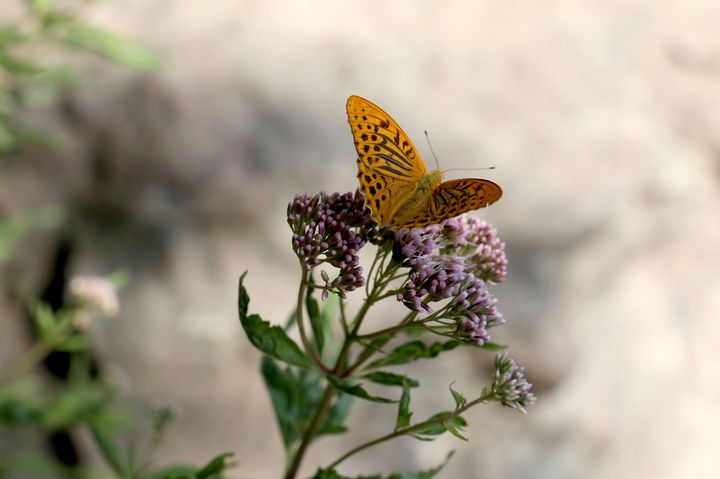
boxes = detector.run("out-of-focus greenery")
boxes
[0,296,235,478]
[1,2,235,478]
[0,0,161,155]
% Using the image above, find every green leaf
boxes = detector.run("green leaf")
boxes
[0,391,43,425]
[395,378,412,429]
[445,421,468,441]
[366,340,461,369]
[54,334,88,353]
[260,356,322,448]
[196,452,235,479]
[61,23,161,70]
[0,117,15,153]
[238,273,313,369]
[0,51,45,76]
[317,392,353,436]
[481,341,506,351]
[29,0,50,15]
[412,413,467,439]
[328,378,397,404]
[313,451,454,479]
[90,425,129,479]
[363,372,419,388]
[449,383,466,409]
[150,465,198,479]
[306,287,324,354]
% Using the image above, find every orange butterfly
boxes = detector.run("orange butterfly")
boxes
[346,95,502,231]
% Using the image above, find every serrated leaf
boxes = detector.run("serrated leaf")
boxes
[445,421,468,441]
[238,273,313,369]
[449,383,466,409]
[260,356,323,448]
[366,340,461,369]
[61,24,161,70]
[363,372,419,388]
[328,378,397,404]
[306,287,324,354]
[196,452,234,479]
[317,392,353,436]
[395,378,412,429]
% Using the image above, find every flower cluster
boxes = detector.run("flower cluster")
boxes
[394,217,507,345]
[69,275,119,317]
[287,191,377,298]
[483,353,536,413]
[437,216,507,283]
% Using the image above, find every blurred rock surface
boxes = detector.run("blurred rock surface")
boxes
[2,0,719,478]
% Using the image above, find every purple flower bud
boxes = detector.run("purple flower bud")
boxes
[483,353,536,413]
[287,191,378,300]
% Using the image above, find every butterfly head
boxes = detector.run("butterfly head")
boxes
[420,170,444,192]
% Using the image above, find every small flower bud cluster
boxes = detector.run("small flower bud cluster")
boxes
[287,191,377,298]
[438,216,507,283]
[394,215,508,345]
[69,275,119,317]
[483,353,536,413]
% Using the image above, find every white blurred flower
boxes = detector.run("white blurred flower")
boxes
[69,275,119,317]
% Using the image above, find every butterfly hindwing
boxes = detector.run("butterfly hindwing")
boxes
[391,179,502,230]
[346,95,426,181]
[430,178,502,220]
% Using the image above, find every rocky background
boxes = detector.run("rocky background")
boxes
[2,0,719,478]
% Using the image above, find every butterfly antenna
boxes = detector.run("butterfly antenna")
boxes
[424,130,441,170]
[443,166,496,173]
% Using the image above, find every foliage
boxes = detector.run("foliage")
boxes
[0,0,160,155]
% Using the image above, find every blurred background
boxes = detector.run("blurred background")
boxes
[2,0,719,477]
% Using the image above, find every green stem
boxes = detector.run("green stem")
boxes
[285,251,392,478]
[283,383,336,479]
[0,339,55,385]
[0,319,76,386]
[295,269,329,373]
[327,392,493,470]
[354,313,420,341]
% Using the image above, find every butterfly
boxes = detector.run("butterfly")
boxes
[345,95,502,231]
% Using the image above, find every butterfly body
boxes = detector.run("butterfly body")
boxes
[346,95,502,231]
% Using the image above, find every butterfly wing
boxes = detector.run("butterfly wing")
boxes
[391,178,503,230]
[356,158,417,226]
[346,95,426,181]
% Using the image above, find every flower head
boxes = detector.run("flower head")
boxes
[287,191,377,298]
[393,215,507,345]
[483,353,536,413]
[69,275,119,317]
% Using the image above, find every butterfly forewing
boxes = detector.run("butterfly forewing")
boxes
[346,95,426,181]
[356,159,417,225]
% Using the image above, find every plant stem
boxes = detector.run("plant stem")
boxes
[326,392,493,470]
[283,383,335,479]
[285,251,392,478]
[0,338,56,385]
[295,269,328,373]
